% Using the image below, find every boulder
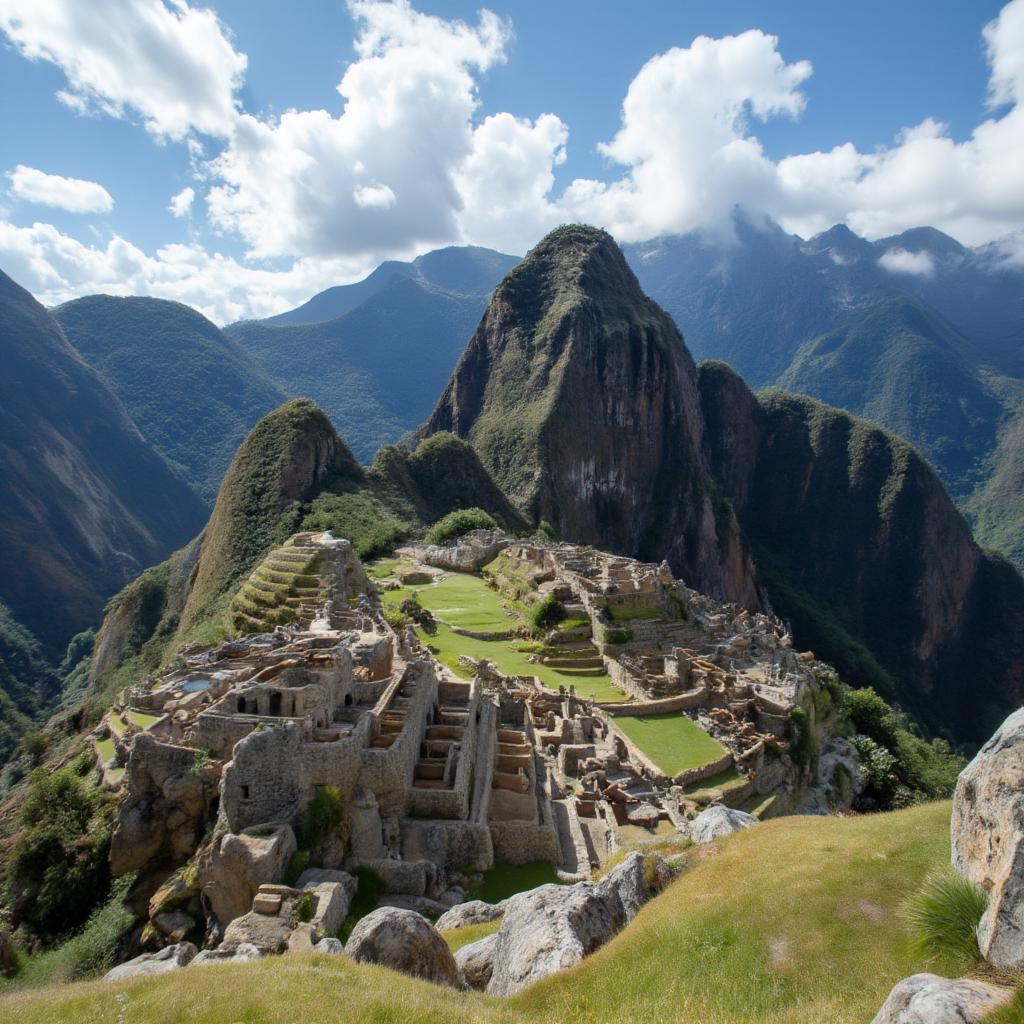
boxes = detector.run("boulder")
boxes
[303,879,355,936]
[345,907,462,988]
[951,707,1024,970]
[377,894,449,918]
[191,943,262,966]
[104,942,198,981]
[626,802,661,828]
[153,910,194,943]
[687,805,757,844]
[197,824,297,928]
[435,899,505,932]
[486,852,654,996]
[313,937,345,954]
[454,933,498,991]
[870,973,1012,1023]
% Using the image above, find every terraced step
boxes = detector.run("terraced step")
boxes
[541,656,605,670]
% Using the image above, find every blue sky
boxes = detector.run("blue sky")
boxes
[0,0,1020,321]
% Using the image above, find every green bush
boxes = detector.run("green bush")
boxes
[338,867,385,942]
[900,867,987,971]
[295,891,315,923]
[301,491,409,559]
[842,687,900,749]
[600,626,634,646]
[8,767,114,938]
[530,594,566,632]
[17,730,48,765]
[425,507,498,545]
[296,786,343,851]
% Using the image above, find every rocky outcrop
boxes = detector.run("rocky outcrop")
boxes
[952,707,1024,970]
[435,899,505,932]
[414,530,510,573]
[486,851,655,996]
[110,734,220,877]
[196,824,297,928]
[191,943,262,966]
[687,806,758,845]
[421,225,760,609]
[104,942,198,981]
[454,933,498,990]
[699,361,1024,743]
[344,907,462,988]
[870,973,1012,1023]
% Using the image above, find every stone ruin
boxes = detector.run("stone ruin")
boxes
[101,530,850,963]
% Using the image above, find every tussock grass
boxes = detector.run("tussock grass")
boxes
[900,866,987,971]
[0,802,963,1024]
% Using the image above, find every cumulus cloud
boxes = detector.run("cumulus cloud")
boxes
[0,218,369,324]
[0,0,246,140]
[7,165,113,213]
[878,247,936,277]
[206,0,514,259]
[169,186,195,218]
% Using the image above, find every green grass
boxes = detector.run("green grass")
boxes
[441,920,502,952]
[124,710,162,730]
[383,573,626,702]
[94,737,116,766]
[365,557,402,580]
[0,802,965,1024]
[613,714,727,777]
[682,767,748,797]
[605,603,662,622]
[470,861,566,906]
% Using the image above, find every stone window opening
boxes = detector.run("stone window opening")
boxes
[237,696,245,714]
[241,784,250,800]
[270,692,282,716]
[344,693,353,707]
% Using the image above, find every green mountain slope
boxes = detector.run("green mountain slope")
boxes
[0,269,207,656]
[262,244,518,327]
[54,295,287,503]
[777,295,1002,494]
[422,224,760,608]
[227,276,494,462]
[699,361,1024,742]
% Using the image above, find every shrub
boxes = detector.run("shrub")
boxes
[900,867,987,970]
[530,594,566,632]
[852,734,900,806]
[17,730,48,764]
[295,891,315,923]
[842,687,900,749]
[425,507,498,545]
[9,767,114,938]
[297,786,343,851]
[535,520,557,542]
[189,748,212,775]
[600,626,633,646]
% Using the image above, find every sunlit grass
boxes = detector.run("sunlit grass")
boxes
[613,713,727,776]
[0,803,960,1024]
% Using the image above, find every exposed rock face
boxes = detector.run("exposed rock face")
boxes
[870,973,1012,1023]
[435,899,505,932]
[345,907,462,988]
[454,933,498,990]
[110,734,219,876]
[196,824,297,928]
[699,361,1024,742]
[687,805,758,844]
[952,708,1024,969]
[414,530,510,573]
[486,851,654,996]
[422,225,759,608]
[191,942,262,966]
[104,942,198,981]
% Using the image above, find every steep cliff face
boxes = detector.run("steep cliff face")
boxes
[423,225,760,607]
[0,269,206,655]
[699,361,1024,742]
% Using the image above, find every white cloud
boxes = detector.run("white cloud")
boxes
[206,0,513,260]
[169,186,195,218]
[7,164,113,213]
[0,218,371,324]
[878,247,936,277]
[0,0,246,140]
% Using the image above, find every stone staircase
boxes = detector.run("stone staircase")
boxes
[412,681,471,791]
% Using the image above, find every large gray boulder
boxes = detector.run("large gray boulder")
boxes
[104,942,198,981]
[435,899,505,932]
[870,973,1012,1023]
[345,907,462,988]
[486,851,654,996]
[951,707,1024,971]
[454,933,498,991]
[197,824,297,928]
[687,805,757,844]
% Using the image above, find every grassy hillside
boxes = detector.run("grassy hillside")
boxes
[55,295,287,503]
[0,802,986,1024]
[228,276,492,461]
